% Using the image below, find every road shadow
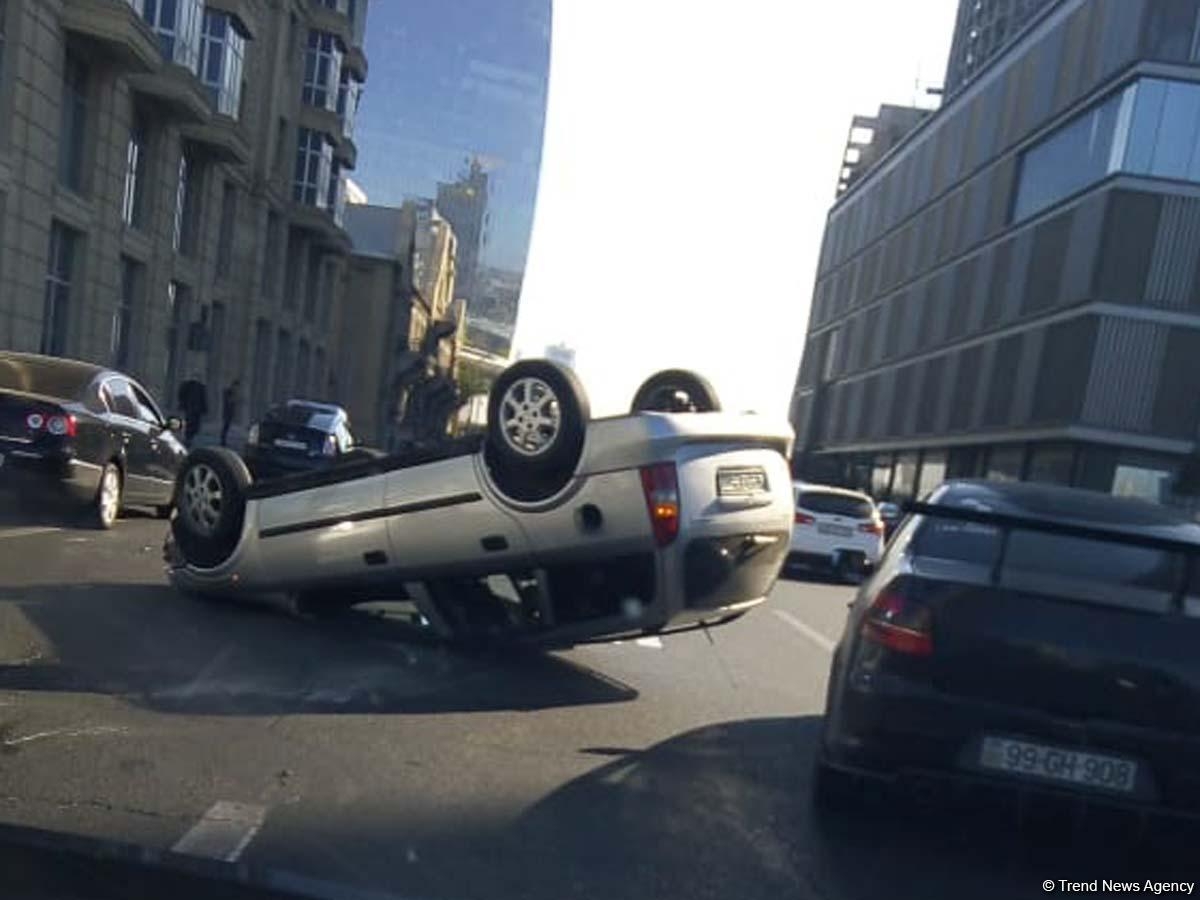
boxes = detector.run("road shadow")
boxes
[778,566,859,587]
[292,717,1200,900]
[0,583,637,716]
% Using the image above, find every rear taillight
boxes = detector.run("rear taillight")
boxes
[859,519,884,535]
[639,462,680,547]
[322,434,338,457]
[46,414,76,437]
[795,512,815,525]
[861,586,933,656]
[24,411,75,437]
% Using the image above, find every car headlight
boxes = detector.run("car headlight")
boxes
[247,424,259,445]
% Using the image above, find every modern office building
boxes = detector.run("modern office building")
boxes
[943,0,1055,97]
[0,0,368,433]
[792,0,1200,507]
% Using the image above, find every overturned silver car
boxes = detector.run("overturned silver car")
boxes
[165,361,795,648]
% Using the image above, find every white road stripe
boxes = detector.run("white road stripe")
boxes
[172,801,267,862]
[0,526,62,540]
[634,636,663,649]
[772,609,836,653]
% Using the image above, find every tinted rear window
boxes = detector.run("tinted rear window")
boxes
[0,357,91,400]
[913,519,1183,591]
[797,492,874,519]
[1005,531,1181,592]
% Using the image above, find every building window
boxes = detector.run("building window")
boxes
[112,257,142,369]
[199,10,247,118]
[173,149,202,255]
[41,223,78,356]
[915,450,947,499]
[892,451,920,500]
[337,70,362,138]
[1014,77,1200,223]
[985,444,1025,482]
[293,127,333,206]
[263,209,281,298]
[121,112,150,228]
[143,0,203,71]
[58,53,89,193]
[327,161,346,225]
[216,181,237,277]
[302,30,343,111]
[1027,442,1076,486]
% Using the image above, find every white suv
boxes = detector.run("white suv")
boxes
[786,482,884,581]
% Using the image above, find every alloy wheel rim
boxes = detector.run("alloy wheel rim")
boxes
[182,463,223,536]
[499,377,562,457]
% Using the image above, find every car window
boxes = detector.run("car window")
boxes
[912,518,1003,565]
[104,379,140,419]
[129,383,163,426]
[1004,531,1182,593]
[797,491,874,519]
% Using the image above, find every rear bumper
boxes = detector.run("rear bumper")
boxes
[824,675,1200,817]
[0,448,100,506]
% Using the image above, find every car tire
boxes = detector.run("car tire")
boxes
[171,448,252,569]
[630,369,721,413]
[485,359,589,502]
[91,462,122,530]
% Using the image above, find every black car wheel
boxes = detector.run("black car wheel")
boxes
[171,448,252,569]
[485,359,589,502]
[630,369,721,413]
[91,462,122,530]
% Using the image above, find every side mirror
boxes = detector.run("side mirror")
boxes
[166,416,183,432]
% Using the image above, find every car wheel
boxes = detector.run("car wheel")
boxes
[92,463,122,530]
[171,448,252,569]
[630,368,721,413]
[485,359,589,502]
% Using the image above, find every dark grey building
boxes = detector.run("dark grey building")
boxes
[791,0,1200,508]
[944,0,1055,97]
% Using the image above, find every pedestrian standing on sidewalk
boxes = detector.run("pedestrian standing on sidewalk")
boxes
[178,375,208,447]
[221,378,241,447]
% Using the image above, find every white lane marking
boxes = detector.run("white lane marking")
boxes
[2,725,127,748]
[0,526,62,540]
[172,801,267,862]
[634,636,663,649]
[772,609,836,653]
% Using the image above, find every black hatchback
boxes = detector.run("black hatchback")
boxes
[816,479,1200,821]
[0,352,186,528]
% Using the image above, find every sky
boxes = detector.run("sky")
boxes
[355,0,550,272]
[513,0,960,418]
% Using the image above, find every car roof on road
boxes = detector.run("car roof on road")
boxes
[927,480,1200,542]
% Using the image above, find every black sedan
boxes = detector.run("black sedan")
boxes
[242,400,358,479]
[0,352,186,528]
[816,479,1200,821]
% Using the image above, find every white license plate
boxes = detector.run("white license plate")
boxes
[717,467,767,497]
[273,439,307,451]
[817,523,853,537]
[979,736,1138,794]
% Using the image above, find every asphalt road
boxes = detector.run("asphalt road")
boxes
[0,511,1198,900]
